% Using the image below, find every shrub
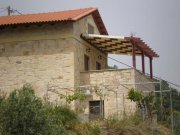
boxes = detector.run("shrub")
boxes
[0,84,77,135]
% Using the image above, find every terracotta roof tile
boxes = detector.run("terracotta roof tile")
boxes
[0,8,95,25]
[0,7,108,35]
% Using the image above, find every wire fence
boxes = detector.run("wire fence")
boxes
[46,78,180,135]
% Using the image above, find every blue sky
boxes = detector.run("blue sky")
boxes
[0,0,180,89]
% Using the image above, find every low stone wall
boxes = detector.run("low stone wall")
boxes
[80,69,136,118]
[79,69,155,118]
[135,70,155,92]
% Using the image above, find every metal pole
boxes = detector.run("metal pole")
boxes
[7,6,11,16]
[149,57,153,79]
[122,93,126,118]
[132,42,136,68]
[79,81,160,86]
[160,80,163,120]
[170,86,174,134]
[115,91,118,118]
[100,96,102,117]
[46,84,49,102]
[66,91,67,106]
[102,93,104,118]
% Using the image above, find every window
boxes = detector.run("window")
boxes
[88,24,94,34]
[89,100,104,119]
[84,54,89,71]
[96,61,101,70]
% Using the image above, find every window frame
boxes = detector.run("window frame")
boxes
[96,61,101,70]
[84,54,90,71]
[88,23,94,34]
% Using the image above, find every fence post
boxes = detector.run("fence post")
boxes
[170,86,174,134]
[115,91,118,118]
[160,80,163,120]
[122,93,126,119]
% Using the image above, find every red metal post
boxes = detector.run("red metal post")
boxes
[132,43,136,68]
[141,51,145,74]
[149,57,153,79]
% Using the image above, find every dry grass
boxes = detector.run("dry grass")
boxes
[100,114,171,135]
[67,114,171,135]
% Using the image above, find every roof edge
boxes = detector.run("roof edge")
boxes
[72,7,97,20]
[0,7,108,35]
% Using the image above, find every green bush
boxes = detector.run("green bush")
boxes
[0,84,77,135]
[128,88,143,102]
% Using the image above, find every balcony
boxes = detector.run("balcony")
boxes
[79,34,158,119]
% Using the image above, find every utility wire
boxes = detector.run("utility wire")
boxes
[0,6,22,15]
[152,75,180,88]
[0,8,7,14]
[0,7,6,10]
[108,56,132,68]
[144,72,180,88]
[108,56,180,88]
[11,8,22,15]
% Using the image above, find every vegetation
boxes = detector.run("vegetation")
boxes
[154,80,180,134]
[103,113,171,135]
[128,88,156,120]
[64,90,86,104]
[0,84,102,135]
[108,64,118,69]
[128,81,180,135]
[0,84,76,134]
[0,84,174,135]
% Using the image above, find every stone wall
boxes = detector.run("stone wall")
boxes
[73,15,108,86]
[80,69,137,118]
[134,70,155,92]
[79,69,156,118]
[0,15,108,104]
[0,23,75,100]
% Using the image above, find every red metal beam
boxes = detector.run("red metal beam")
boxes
[126,37,159,57]
[132,42,136,68]
[149,57,153,79]
[142,51,145,74]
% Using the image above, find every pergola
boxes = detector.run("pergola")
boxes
[81,34,159,79]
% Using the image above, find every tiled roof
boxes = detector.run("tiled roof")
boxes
[0,7,108,35]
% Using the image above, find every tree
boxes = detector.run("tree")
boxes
[108,65,118,69]
[127,88,155,120]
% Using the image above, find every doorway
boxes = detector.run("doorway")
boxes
[89,100,104,119]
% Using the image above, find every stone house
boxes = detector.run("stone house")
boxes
[0,8,158,118]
